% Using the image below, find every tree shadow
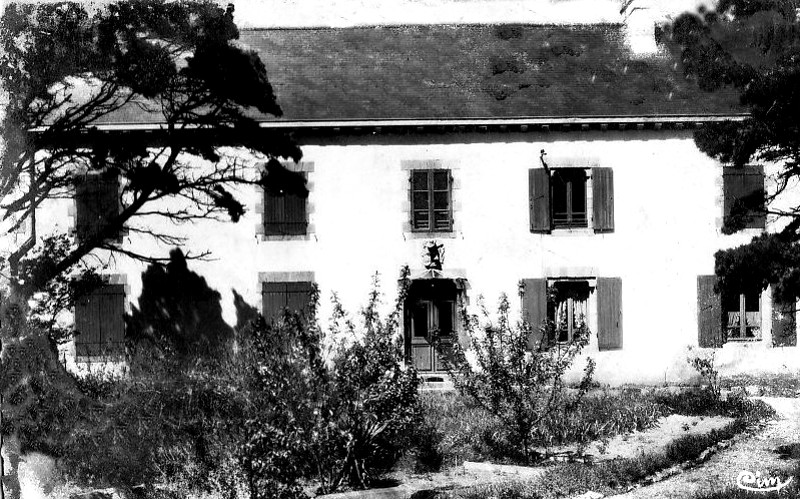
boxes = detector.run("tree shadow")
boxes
[233,288,259,332]
[126,248,233,363]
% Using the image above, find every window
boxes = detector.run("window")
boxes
[75,171,120,242]
[264,173,308,236]
[529,167,614,233]
[551,169,588,229]
[74,282,125,357]
[546,280,590,343]
[723,165,765,231]
[722,288,761,341]
[261,281,314,322]
[411,169,453,232]
[521,276,622,351]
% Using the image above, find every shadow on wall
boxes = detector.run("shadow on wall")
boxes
[233,289,259,333]
[126,248,233,360]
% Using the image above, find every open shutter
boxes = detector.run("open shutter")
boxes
[697,275,723,347]
[521,278,547,350]
[772,289,797,347]
[597,277,623,350]
[723,165,765,229]
[529,169,551,233]
[592,167,615,233]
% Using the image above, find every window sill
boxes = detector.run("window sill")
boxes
[406,230,458,239]
[548,227,594,237]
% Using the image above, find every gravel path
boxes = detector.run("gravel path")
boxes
[612,397,800,499]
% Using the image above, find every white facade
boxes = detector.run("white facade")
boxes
[8,125,800,384]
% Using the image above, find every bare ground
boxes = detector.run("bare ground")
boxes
[611,397,800,499]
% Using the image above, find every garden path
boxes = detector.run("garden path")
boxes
[611,397,800,499]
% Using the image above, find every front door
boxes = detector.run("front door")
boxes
[406,280,458,372]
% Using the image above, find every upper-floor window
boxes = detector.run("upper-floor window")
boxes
[529,167,614,234]
[75,171,120,242]
[551,169,588,229]
[723,165,765,232]
[264,172,308,236]
[411,169,453,232]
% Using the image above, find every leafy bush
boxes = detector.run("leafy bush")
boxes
[655,387,777,421]
[240,272,420,498]
[686,347,721,398]
[442,294,595,463]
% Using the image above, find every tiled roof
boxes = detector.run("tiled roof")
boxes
[98,24,745,124]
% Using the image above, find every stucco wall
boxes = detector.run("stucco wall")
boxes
[6,129,799,384]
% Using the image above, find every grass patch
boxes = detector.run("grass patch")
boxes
[722,371,800,397]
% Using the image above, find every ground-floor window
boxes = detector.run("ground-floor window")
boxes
[723,288,761,341]
[547,280,591,344]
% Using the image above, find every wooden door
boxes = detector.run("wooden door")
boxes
[408,298,456,372]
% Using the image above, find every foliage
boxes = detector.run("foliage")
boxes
[240,271,420,498]
[656,387,777,422]
[722,371,800,397]
[0,0,301,296]
[665,1,800,297]
[443,293,595,464]
[686,347,721,399]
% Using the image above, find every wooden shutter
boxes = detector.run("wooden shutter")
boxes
[723,165,765,229]
[521,278,547,350]
[529,169,551,233]
[592,167,615,233]
[264,173,308,236]
[697,275,723,347]
[76,173,120,241]
[597,277,623,350]
[261,281,313,322]
[75,283,125,357]
[772,290,797,347]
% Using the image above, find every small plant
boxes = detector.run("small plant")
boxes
[687,347,721,400]
[442,293,594,464]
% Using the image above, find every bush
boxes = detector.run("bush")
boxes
[240,272,421,498]
[443,293,595,464]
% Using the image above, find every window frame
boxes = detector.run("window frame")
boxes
[723,289,762,342]
[550,168,588,230]
[546,279,591,345]
[410,169,453,232]
[74,280,126,359]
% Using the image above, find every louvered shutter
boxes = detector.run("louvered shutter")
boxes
[597,277,623,350]
[75,290,98,357]
[521,278,547,350]
[592,167,615,233]
[772,290,797,347]
[285,281,313,318]
[697,275,723,347]
[723,165,765,229]
[529,169,551,233]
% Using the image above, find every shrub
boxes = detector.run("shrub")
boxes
[686,347,721,399]
[443,294,595,464]
[240,271,420,498]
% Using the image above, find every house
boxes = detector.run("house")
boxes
[8,17,800,385]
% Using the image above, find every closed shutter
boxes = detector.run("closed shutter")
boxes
[529,169,551,233]
[723,165,765,229]
[76,173,120,241]
[262,281,314,323]
[592,167,615,233]
[772,289,797,347]
[697,275,723,347]
[597,277,622,350]
[264,173,308,236]
[75,283,125,357]
[521,278,547,350]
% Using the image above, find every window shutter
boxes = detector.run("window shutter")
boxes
[723,165,765,229]
[75,291,99,357]
[283,191,308,235]
[76,173,120,241]
[592,167,615,233]
[697,275,723,347]
[597,277,623,350]
[262,282,287,323]
[264,173,308,236]
[261,281,314,323]
[75,283,125,357]
[529,169,551,233]
[521,278,547,350]
[772,289,797,347]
